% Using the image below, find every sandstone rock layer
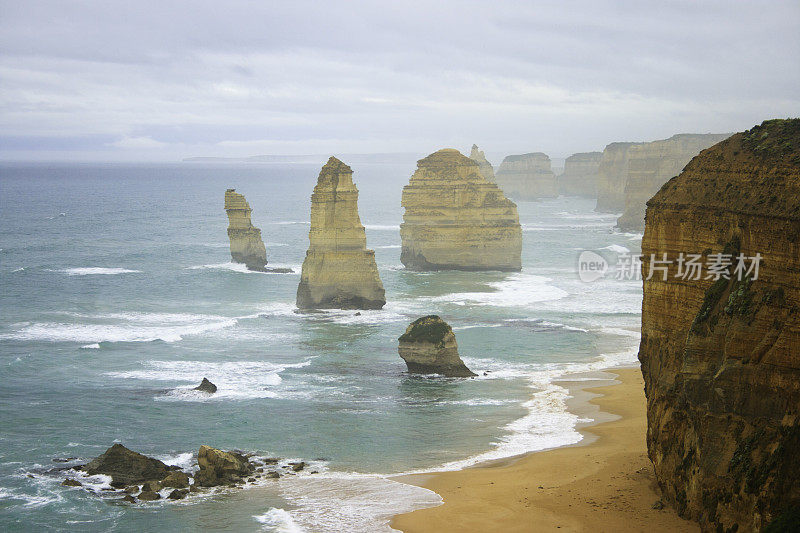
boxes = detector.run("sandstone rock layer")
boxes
[398,315,476,377]
[224,189,268,271]
[559,152,602,197]
[400,149,522,271]
[639,119,800,532]
[296,157,386,310]
[469,144,495,182]
[617,133,730,231]
[595,142,642,212]
[494,152,557,199]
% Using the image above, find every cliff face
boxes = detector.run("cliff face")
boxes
[296,157,386,310]
[595,142,642,212]
[494,152,557,200]
[639,119,800,532]
[469,144,496,182]
[224,189,268,271]
[559,152,602,197]
[400,149,522,271]
[617,133,730,232]
[398,315,476,377]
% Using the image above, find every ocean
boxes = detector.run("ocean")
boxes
[0,161,643,532]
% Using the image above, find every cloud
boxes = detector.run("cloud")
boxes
[109,136,167,149]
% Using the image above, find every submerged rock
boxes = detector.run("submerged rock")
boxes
[494,152,557,199]
[62,478,82,487]
[195,445,254,487]
[296,157,386,310]
[559,152,602,198]
[400,149,522,272]
[639,119,800,531]
[193,377,217,394]
[81,444,171,487]
[469,144,495,182]
[224,189,279,272]
[398,316,476,377]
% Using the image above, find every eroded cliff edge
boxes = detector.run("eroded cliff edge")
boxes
[224,189,268,271]
[639,119,800,531]
[296,157,386,309]
[400,149,522,271]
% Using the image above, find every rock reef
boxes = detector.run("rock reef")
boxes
[559,152,602,197]
[639,119,800,531]
[296,157,386,310]
[224,189,268,271]
[494,152,557,200]
[616,133,730,231]
[469,144,495,182]
[400,149,522,271]
[398,316,476,377]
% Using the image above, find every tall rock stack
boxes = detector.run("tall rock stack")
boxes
[224,189,269,271]
[296,157,386,310]
[639,119,800,532]
[595,142,642,212]
[616,133,730,232]
[558,152,602,197]
[494,152,557,200]
[469,144,495,182]
[398,315,476,377]
[400,149,522,271]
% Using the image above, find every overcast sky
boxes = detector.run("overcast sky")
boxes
[1,0,798,161]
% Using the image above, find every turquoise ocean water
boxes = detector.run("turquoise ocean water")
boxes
[0,161,642,532]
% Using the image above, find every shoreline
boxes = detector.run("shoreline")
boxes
[389,367,699,532]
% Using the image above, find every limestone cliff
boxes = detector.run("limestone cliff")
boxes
[494,152,557,200]
[559,152,602,197]
[469,144,495,182]
[400,149,522,271]
[296,157,386,310]
[617,133,730,232]
[224,189,268,271]
[639,119,800,532]
[398,315,476,377]
[595,142,642,212]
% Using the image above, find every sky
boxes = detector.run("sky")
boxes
[1,0,798,162]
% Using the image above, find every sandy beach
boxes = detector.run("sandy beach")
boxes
[391,367,699,533]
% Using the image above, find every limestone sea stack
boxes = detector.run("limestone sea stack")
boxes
[558,152,602,197]
[616,133,730,232]
[400,149,522,271]
[469,144,495,182]
[224,189,269,271]
[639,119,800,531]
[494,152,557,200]
[296,157,386,310]
[595,142,643,212]
[398,315,476,377]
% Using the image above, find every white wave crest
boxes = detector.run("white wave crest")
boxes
[57,267,141,276]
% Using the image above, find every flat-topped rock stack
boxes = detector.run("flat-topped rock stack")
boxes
[224,189,269,271]
[296,157,386,310]
[616,133,730,231]
[494,152,557,200]
[469,144,495,182]
[559,152,602,197]
[400,149,522,271]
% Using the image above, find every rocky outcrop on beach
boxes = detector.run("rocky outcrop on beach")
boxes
[194,445,254,487]
[469,144,495,182]
[81,444,172,487]
[494,152,558,200]
[559,152,602,197]
[639,119,800,532]
[595,142,642,212]
[616,133,730,231]
[296,156,386,310]
[398,315,476,377]
[400,149,522,271]
[224,189,269,271]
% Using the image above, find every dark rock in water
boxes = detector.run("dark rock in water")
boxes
[123,485,139,494]
[195,445,254,487]
[262,458,280,464]
[265,471,280,479]
[354,312,361,316]
[289,461,306,472]
[121,495,136,503]
[142,480,161,492]
[81,444,171,487]
[62,478,82,487]
[247,477,256,483]
[137,490,160,501]
[167,489,188,500]
[193,378,217,394]
[398,316,476,377]
[53,457,78,463]
[161,471,189,489]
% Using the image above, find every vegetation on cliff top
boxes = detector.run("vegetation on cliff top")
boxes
[398,315,452,344]
[741,118,800,164]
